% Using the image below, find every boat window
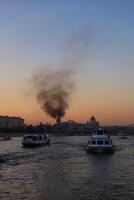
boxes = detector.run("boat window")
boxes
[97,140,103,145]
[32,136,37,141]
[92,140,96,144]
[105,140,109,145]
[25,136,32,139]
[39,135,42,140]
[97,130,104,135]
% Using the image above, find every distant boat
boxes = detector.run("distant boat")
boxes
[120,135,128,139]
[86,128,115,154]
[22,134,50,147]
[118,132,128,139]
[0,136,12,141]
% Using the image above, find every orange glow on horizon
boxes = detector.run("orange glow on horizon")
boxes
[0,81,134,126]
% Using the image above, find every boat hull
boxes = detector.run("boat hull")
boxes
[22,140,50,147]
[22,143,45,148]
[86,146,115,154]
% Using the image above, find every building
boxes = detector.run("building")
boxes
[51,116,100,134]
[87,115,100,130]
[0,116,25,129]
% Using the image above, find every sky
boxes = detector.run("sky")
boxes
[0,0,134,125]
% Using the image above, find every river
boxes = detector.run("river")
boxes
[0,136,133,200]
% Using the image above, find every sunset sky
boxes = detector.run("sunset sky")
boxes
[0,0,134,125]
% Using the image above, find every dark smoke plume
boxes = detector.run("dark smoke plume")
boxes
[32,67,75,123]
[31,27,90,123]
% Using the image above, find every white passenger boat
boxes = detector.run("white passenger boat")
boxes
[86,128,115,154]
[22,134,50,147]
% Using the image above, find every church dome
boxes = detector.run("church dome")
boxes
[90,115,96,122]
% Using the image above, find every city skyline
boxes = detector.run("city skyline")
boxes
[0,0,134,125]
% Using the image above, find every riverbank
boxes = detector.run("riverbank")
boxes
[0,132,134,137]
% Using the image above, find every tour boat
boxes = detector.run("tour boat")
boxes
[22,134,50,147]
[86,128,115,154]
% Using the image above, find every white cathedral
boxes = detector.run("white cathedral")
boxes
[87,115,100,129]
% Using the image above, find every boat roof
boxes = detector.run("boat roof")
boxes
[23,134,44,137]
[92,128,110,135]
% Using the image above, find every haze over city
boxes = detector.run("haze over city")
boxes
[0,0,134,125]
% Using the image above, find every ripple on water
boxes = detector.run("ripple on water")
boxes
[0,136,133,200]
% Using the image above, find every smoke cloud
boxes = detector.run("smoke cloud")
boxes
[32,66,75,123]
[31,27,90,123]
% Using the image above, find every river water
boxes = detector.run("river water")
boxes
[0,136,133,200]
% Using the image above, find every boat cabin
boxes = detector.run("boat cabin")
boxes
[23,134,45,141]
[88,139,113,145]
[89,128,113,146]
[22,134,50,147]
